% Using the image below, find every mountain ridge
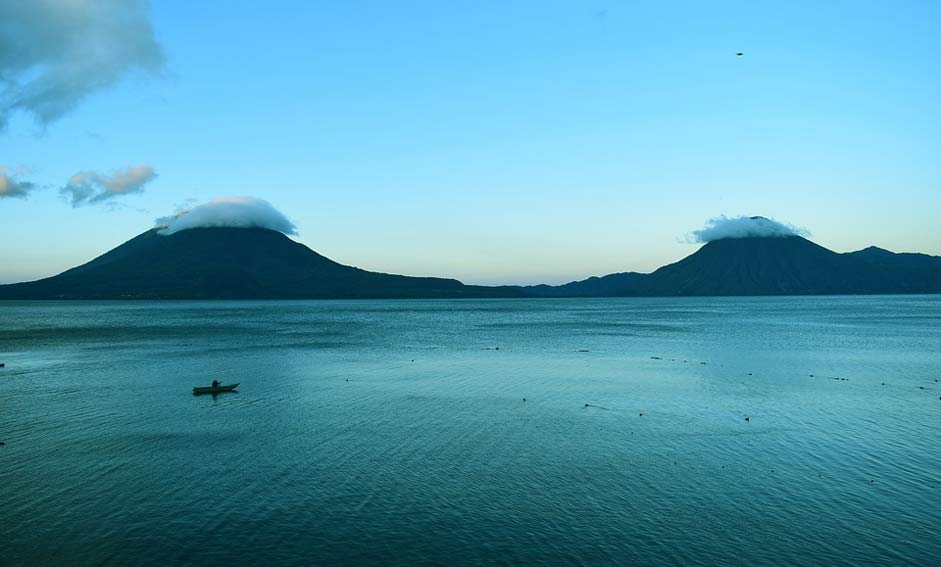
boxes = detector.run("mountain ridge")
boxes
[1,227,939,299]
[0,227,521,299]
[527,236,941,297]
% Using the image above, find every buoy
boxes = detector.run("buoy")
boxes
[745,416,750,422]
[523,398,526,402]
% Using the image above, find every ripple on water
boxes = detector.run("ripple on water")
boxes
[1,297,939,566]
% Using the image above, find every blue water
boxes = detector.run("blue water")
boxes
[1,296,939,566]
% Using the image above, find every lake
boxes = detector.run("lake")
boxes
[1,296,939,566]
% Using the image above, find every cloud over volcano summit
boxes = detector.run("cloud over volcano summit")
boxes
[156,197,297,236]
[689,215,809,243]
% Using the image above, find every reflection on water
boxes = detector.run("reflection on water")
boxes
[1,296,940,566]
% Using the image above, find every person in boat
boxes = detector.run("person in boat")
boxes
[211,379,220,388]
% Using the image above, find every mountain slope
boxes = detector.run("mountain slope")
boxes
[2,228,939,299]
[525,272,646,297]
[529,236,941,297]
[846,246,941,270]
[0,227,521,299]
[631,236,901,296]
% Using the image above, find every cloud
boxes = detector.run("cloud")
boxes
[61,165,157,206]
[689,215,809,242]
[156,197,298,236]
[0,166,38,199]
[0,0,164,129]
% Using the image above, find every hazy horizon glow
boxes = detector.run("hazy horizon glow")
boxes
[1,1,940,285]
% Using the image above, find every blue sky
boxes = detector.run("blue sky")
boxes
[2,0,939,285]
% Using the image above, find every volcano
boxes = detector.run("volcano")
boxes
[527,236,941,297]
[0,227,520,299]
[2,227,938,299]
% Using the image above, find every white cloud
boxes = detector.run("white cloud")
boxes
[0,0,164,129]
[156,197,298,235]
[61,164,157,206]
[689,215,809,242]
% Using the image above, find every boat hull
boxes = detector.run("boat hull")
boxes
[192,383,239,395]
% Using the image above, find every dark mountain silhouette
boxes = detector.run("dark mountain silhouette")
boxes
[526,236,941,297]
[846,246,941,271]
[0,227,521,299]
[2,228,938,299]
[842,246,941,293]
[526,272,646,297]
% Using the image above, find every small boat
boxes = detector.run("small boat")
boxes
[192,383,239,395]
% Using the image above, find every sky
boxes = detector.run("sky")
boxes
[1,0,939,285]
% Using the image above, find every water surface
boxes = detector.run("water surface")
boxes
[1,297,939,566]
